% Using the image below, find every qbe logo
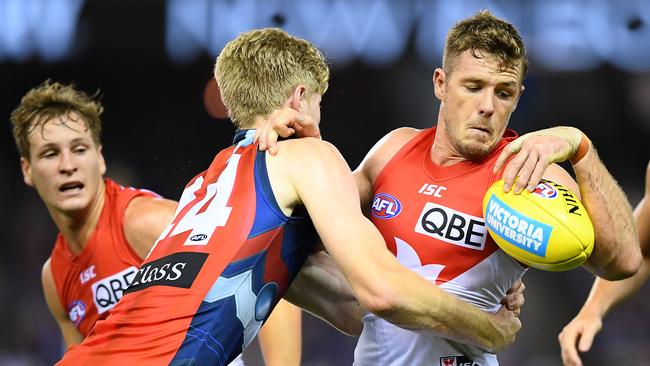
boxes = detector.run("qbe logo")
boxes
[124,252,208,295]
[532,181,558,199]
[91,266,138,314]
[414,202,487,250]
[440,355,478,366]
[67,300,86,326]
[371,193,402,219]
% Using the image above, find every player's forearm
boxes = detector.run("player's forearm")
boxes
[368,266,515,353]
[285,252,364,335]
[258,300,302,366]
[572,147,641,280]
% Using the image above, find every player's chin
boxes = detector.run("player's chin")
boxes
[459,141,492,161]
[56,196,91,214]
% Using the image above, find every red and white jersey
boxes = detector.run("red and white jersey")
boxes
[354,127,526,366]
[49,179,158,336]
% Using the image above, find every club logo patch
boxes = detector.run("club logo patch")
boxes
[371,193,402,219]
[440,355,478,366]
[68,300,86,326]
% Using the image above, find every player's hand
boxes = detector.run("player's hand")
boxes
[255,107,321,155]
[501,280,525,316]
[493,126,584,194]
[558,309,603,366]
[490,305,522,353]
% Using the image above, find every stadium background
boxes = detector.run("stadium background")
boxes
[1,1,649,365]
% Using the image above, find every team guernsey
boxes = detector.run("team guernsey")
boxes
[355,127,527,366]
[58,130,316,366]
[50,178,157,336]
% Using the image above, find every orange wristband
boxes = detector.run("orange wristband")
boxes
[570,134,591,164]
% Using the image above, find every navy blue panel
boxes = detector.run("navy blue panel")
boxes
[171,297,244,366]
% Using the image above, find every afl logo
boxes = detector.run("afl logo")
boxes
[371,193,402,219]
[532,181,557,199]
[68,300,86,326]
[190,234,208,242]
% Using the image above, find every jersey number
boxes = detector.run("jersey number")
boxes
[156,155,241,248]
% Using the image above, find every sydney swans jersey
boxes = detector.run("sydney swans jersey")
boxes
[50,179,156,336]
[355,127,526,366]
[58,130,317,366]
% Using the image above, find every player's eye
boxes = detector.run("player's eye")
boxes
[42,150,57,158]
[73,146,88,154]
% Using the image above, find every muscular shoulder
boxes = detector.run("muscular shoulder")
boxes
[276,137,342,161]
[357,127,421,183]
[271,138,349,176]
[266,137,356,211]
[123,196,177,259]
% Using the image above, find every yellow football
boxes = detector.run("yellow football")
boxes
[482,179,594,271]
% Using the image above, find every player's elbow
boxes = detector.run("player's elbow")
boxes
[601,247,642,280]
[358,286,399,318]
[356,286,402,320]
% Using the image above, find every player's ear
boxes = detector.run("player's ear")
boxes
[97,145,107,176]
[288,85,308,111]
[433,68,445,100]
[21,156,34,187]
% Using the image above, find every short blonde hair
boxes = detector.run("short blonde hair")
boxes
[443,10,528,80]
[214,28,329,128]
[11,80,103,159]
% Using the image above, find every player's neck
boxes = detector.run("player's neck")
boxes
[430,122,467,167]
[50,182,106,255]
[249,116,268,131]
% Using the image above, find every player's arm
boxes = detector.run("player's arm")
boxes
[41,259,84,348]
[495,127,641,280]
[257,299,302,366]
[275,138,521,353]
[123,196,178,258]
[284,250,364,336]
[558,162,650,366]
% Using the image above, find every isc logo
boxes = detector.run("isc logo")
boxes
[371,193,402,219]
[414,202,487,250]
[91,266,138,314]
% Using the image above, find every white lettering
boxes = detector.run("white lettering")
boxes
[168,262,186,281]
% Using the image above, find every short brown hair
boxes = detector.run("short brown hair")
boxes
[443,10,527,80]
[10,80,103,158]
[214,28,329,128]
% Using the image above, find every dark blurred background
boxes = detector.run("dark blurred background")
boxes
[1,0,649,365]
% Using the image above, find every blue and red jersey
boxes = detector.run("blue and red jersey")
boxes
[58,130,317,366]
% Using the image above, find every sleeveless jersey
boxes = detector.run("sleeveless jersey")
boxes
[58,130,317,366]
[50,178,157,336]
[355,127,527,366]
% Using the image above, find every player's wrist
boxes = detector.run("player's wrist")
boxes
[570,133,592,165]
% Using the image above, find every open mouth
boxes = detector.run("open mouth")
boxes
[59,181,84,193]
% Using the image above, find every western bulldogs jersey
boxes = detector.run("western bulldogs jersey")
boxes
[355,127,527,366]
[58,130,317,366]
[50,178,156,336]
